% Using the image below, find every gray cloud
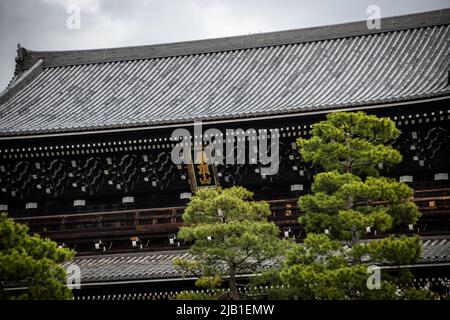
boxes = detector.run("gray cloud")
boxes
[1,0,449,90]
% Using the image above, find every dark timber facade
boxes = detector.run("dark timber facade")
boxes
[0,9,449,299]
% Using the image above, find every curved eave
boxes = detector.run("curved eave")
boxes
[0,95,449,141]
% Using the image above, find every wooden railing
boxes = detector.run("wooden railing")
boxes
[12,188,450,243]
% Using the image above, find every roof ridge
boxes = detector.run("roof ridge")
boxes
[14,8,450,72]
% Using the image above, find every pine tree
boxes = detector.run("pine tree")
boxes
[278,112,435,299]
[174,187,288,300]
[296,111,420,241]
[0,213,74,300]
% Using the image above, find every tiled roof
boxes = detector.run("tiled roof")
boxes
[69,236,450,284]
[421,237,450,263]
[70,250,192,283]
[0,9,449,137]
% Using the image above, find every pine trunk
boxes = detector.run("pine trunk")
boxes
[229,263,240,300]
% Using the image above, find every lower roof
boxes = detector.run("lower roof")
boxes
[0,9,449,137]
[68,236,450,285]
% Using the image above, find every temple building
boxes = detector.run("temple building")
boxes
[0,9,449,299]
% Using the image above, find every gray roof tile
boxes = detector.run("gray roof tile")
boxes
[0,10,449,136]
[68,236,450,284]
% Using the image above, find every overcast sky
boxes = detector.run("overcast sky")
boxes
[0,0,449,91]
